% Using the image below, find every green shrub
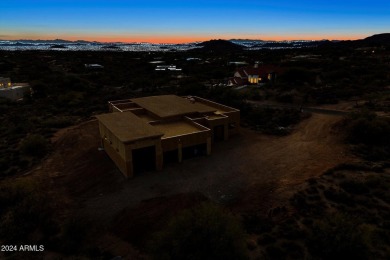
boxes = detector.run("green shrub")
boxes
[149,202,248,260]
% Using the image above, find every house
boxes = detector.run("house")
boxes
[85,64,104,69]
[0,77,12,88]
[96,95,240,178]
[228,64,281,87]
[0,77,30,100]
[155,65,182,71]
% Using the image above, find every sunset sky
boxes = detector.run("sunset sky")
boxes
[1,0,389,43]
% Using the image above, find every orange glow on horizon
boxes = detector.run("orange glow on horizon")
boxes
[3,33,367,43]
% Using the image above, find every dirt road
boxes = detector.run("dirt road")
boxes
[28,111,355,223]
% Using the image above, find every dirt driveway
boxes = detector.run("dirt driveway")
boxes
[31,112,355,222]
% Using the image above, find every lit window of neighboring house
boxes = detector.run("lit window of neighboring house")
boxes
[249,76,262,84]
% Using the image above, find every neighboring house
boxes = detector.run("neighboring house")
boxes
[227,77,247,86]
[0,77,12,88]
[155,65,182,71]
[228,64,282,87]
[85,64,104,69]
[0,77,30,101]
[96,95,240,178]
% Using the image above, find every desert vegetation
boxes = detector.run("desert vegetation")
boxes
[1,41,390,258]
[342,111,390,160]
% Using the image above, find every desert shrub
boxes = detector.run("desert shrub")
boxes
[241,214,273,234]
[53,216,95,255]
[365,176,383,189]
[246,107,307,135]
[31,82,49,98]
[247,89,263,101]
[176,79,208,96]
[279,67,316,86]
[291,191,311,212]
[324,188,355,206]
[0,156,11,173]
[280,241,305,259]
[275,91,298,103]
[42,116,75,128]
[265,244,286,259]
[277,221,306,240]
[246,239,257,251]
[57,91,85,107]
[340,180,370,195]
[353,144,390,161]
[257,233,276,245]
[20,134,49,158]
[345,112,390,146]
[331,163,372,172]
[0,179,58,244]
[149,202,248,260]
[307,213,370,260]
[343,112,390,161]
[206,85,252,116]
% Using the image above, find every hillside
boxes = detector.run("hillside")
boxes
[362,33,390,44]
[195,39,244,52]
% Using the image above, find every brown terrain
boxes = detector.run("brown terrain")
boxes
[27,111,357,256]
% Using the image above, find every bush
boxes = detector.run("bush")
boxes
[20,134,49,158]
[149,203,248,260]
[307,213,370,260]
[42,116,75,128]
[279,67,316,86]
[340,180,370,195]
[242,214,273,234]
[0,179,58,244]
[343,112,390,161]
[54,216,94,255]
[345,112,390,146]
[324,188,355,206]
[246,107,307,135]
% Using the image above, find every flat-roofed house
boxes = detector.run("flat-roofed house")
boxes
[0,77,30,100]
[96,95,240,178]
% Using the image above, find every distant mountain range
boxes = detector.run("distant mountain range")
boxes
[0,33,389,51]
[195,33,390,52]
